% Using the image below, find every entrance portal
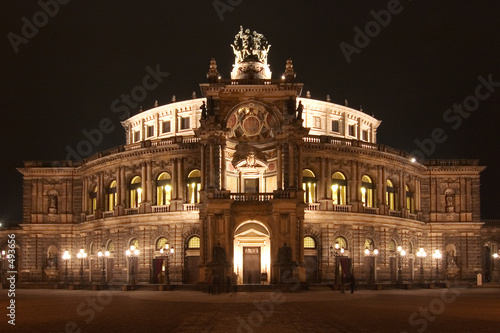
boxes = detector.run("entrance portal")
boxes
[234,221,271,284]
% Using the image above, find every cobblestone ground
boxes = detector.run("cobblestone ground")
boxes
[1,288,499,332]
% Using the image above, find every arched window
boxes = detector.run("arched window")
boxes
[156,172,172,206]
[361,175,374,207]
[408,241,414,255]
[406,184,415,213]
[130,176,142,208]
[107,180,117,211]
[389,239,396,253]
[386,179,395,210]
[129,238,139,250]
[304,236,316,249]
[335,236,348,250]
[302,169,317,204]
[107,240,114,254]
[89,242,96,256]
[187,236,200,249]
[364,238,374,251]
[187,170,201,204]
[332,172,347,205]
[156,237,168,251]
[89,186,97,214]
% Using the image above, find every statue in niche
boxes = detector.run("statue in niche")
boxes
[445,192,454,213]
[47,251,57,268]
[200,101,207,120]
[278,242,292,264]
[213,242,226,264]
[48,194,58,214]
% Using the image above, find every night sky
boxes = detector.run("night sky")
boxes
[1,1,499,225]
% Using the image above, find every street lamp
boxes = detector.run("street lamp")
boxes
[396,246,406,286]
[433,249,442,283]
[416,248,427,284]
[62,250,71,286]
[330,242,345,288]
[160,243,175,287]
[364,248,379,285]
[97,249,110,286]
[125,245,140,287]
[76,249,88,287]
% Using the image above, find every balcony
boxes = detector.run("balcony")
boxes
[230,193,274,202]
[333,204,352,212]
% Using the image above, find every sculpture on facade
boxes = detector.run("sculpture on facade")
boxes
[200,101,207,120]
[445,191,455,213]
[278,242,292,264]
[296,101,304,121]
[231,26,271,65]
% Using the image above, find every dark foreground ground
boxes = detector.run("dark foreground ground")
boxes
[0,287,499,333]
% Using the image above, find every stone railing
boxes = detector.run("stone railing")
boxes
[125,208,139,215]
[389,210,402,218]
[86,214,95,221]
[305,203,321,211]
[408,213,418,220]
[102,211,115,218]
[333,204,352,212]
[183,203,199,211]
[363,206,379,215]
[230,193,274,202]
[152,205,171,213]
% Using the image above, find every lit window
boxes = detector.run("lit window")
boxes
[331,120,340,133]
[107,241,114,254]
[147,125,154,137]
[156,172,172,206]
[107,180,117,211]
[180,117,190,130]
[389,240,396,253]
[361,175,374,207]
[187,170,201,203]
[332,172,347,205]
[406,184,415,213]
[188,236,200,249]
[130,238,139,250]
[133,131,140,142]
[89,186,97,214]
[313,116,321,129]
[156,237,168,251]
[335,236,348,250]
[362,130,368,141]
[130,176,142,208]
[386,179,395,210]
[162,121,171,133]
[348,125,356,137]
[302,169,317,204]
[304,236,316,249]
[364,238,374,251]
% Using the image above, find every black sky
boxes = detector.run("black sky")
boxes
[1,1,499,225]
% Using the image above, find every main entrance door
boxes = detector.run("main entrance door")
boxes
[243,247,261,284]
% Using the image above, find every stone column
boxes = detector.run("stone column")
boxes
[147,162,153,204]
[220,143,226,190]
[200,145,206,191]
[277,144,283,190]
[177,158,184,201]
[289,143,294,188]
[171,158,177,200]
[141,163,147,202]
[83,177,88,214]
[297,144,303,187]
[209,143,214,188]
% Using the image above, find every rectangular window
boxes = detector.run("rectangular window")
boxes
[331,120,340,132]
[313,116,321,129]
[147,125,154,138]
[348,125,356,137]
[362,130,368,141]
[162,120,171,133]
[180,117,190,130]
[133,131,140,142]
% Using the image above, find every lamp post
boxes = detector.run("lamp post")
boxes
[76,249,87,287]
[364,248,379,285]
[433,249,442,284]
[416,248,427,284]
[125,245,140,287]
[62,250,71,286]
[329,242,345,288]
[160,243,174,287]
[396,246,406,286]
[97,249,110,286]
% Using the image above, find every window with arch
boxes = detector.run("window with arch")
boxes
[335,236,348,250]
[406,184,415,213]
[304,236,316,249]
[107,240,115,254]
[302,169,317,204]
[107,180,117,211]
[187,236,200,249]
[389,239,396,253]
[361,175,374,207]
[156,172,172,206]
[364,238,374,251]
[89,186,97,214]
[129,238,139,250]
[332,171,347,205]
[187,170,201,204]
[130,176,142,208]
[156,237,168,251]
[386,179,396,210]
[408,241,414,255]
[89,242,96,256]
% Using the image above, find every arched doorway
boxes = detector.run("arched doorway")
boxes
[233,221,271,285]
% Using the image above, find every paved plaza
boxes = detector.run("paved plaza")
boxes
[1,287,499,332]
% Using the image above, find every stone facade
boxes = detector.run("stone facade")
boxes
[1,29,498,287]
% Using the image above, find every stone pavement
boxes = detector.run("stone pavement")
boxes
[1,288,499,332]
